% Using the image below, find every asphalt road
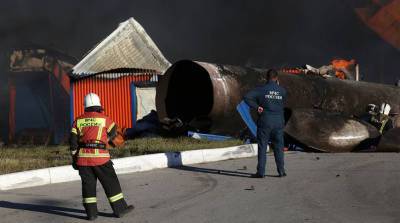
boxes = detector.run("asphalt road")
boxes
[1,152,399,223]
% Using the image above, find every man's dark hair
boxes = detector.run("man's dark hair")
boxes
[266,69,278,81]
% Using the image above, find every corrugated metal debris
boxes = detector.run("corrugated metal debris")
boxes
[10,48,75,92]
[71,17,171,78]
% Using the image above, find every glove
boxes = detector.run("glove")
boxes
[72,156,78,170]
[110,127,125,148]
[72,160,78,170]
[257,106,264,114]
[71,150,78,170]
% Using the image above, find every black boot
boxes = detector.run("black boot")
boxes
[111,199,134,218]
[250,173,265,178]
[84,203,98,221]
[115,205,134,218]
[87,215,98,221]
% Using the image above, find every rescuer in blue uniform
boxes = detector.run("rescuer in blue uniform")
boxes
[243,69,287,178]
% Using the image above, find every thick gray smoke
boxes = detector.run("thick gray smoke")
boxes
[0,0,399,84]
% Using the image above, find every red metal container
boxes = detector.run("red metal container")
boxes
[71,72,158,128]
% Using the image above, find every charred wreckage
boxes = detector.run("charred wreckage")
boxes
[71,17,400,153]
[156,61,400,153]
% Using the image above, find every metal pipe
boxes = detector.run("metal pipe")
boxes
[355,63,360,81]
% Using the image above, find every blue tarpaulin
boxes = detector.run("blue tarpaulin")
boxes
[187,131,232,141]
[186,101,257,142]
[236,100,257,137]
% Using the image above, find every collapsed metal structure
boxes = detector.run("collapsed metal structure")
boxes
[156,60,400,152]
[5,47,76,144]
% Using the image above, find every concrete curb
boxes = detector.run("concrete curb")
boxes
[0,144,258,191]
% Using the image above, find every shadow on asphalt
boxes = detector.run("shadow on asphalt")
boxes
[171,165,253,178]
[264,174,281,178]
[165,152,283,178]
[0,201,114,220]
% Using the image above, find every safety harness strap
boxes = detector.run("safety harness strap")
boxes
[79,143,106,149]
[379,118,389,134]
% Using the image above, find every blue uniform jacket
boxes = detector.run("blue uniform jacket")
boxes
[243,81,287,128]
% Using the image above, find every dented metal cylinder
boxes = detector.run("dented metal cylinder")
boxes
[284,109,380,152]
[156,60,258,134]
[156,60,400,150]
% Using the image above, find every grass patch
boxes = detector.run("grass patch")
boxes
[0,137,243,174]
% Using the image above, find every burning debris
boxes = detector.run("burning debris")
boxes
[281,58,359,81]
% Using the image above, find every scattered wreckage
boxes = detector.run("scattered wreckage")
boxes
[70,17,400,153]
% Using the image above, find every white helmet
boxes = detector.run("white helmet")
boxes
[84,93,101,108]
[380,103,391,115]
[367,104,377,114]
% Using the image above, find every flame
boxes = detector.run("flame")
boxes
[331,59,356,80]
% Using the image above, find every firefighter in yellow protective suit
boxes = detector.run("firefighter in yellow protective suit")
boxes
[70,93,133,221]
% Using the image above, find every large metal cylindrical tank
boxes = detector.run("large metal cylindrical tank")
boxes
[156,60,400,138]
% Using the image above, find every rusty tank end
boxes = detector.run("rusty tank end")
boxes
[156,60,260,135]
[156,60,400,151]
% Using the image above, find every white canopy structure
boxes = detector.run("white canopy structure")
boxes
[71,17,171,78]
